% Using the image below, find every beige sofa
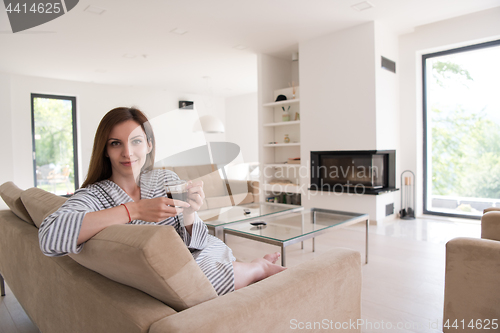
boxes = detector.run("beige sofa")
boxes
[157,164,259,210]
[0,181,362,333]
[443,210,500,332]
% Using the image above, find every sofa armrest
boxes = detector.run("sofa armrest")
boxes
[248,180,259,195]
[483,207,500,214]
[444,237,500,332]
[481,211,500,241]
[150,248,362,333]
[247,180,259,203]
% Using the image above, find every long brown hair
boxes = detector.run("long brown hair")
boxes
[81,107,156,188]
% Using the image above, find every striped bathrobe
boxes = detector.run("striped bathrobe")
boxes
[38,169,235,296]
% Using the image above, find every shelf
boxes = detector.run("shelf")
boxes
[263,143,300,147]
[263,120,300,127]
[264,163,301,168]
[308,186,399,195]
[260,86,301,202]
[262,99,300,107]
[263,183,301,194]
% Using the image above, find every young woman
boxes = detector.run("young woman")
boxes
[39,107,286,295]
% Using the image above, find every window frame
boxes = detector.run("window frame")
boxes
[422,39,500,219]
[30,93,79,197]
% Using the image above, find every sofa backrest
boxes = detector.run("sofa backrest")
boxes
[161,164,229,199]
[158,164,258,210]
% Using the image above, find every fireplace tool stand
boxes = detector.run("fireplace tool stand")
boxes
[400,170,415,219]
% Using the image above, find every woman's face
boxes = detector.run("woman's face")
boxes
[106,120,152,180]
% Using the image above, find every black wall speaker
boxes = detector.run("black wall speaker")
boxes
[179,101,194,109]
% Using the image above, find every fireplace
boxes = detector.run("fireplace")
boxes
[310,150,397,195]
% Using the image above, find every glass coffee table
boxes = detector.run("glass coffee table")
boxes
[223,208,369,266]
[197,202,304,240]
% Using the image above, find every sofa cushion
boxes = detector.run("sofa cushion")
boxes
[69,224,218,312]
[20,187,67,228]
[0,182,34,225]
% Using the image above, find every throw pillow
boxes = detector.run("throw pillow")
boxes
[20,187,67,228]
[0,182,34,225]
[69,224,218,312]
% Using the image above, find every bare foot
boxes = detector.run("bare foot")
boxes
[263,252,281,264]
[233,258,287,290]
[265,260,287,276]
[250,258,287,282]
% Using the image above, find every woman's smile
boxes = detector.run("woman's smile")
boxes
[120,160,138,167]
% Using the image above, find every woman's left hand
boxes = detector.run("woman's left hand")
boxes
[183,180,205,215]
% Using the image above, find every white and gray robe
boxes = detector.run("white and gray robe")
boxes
[38,169,236,296]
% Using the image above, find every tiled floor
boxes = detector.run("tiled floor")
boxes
[0,215,481,333]
[225,215,480,333]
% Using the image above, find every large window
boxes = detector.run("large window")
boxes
[423,40,500,219]
[31,94,78,196]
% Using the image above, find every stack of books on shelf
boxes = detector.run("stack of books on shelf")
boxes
[266,193,301,205]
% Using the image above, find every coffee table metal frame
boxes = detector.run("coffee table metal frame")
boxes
[223,208,369,267]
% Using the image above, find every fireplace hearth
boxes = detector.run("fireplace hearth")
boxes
[310,150,397,195]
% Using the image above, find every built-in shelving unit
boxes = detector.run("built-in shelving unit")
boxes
[263,142,300,147]
[263,183,301,194]
[262,99,300,107]
[263,163,301,168]
[263,120,300,127]
[259,85,302,205]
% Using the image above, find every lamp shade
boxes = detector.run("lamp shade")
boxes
[193,115,225,133]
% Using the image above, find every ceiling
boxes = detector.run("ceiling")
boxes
[0,0,498,97]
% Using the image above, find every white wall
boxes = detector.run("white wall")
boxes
[300,22,377,152]
[2,73,226,192]
[299,22,379,220]
[374,22,400,221]
[298,21,402,222]
[374,22,399,151]
[225,92,258,163]
[0,73,13,209]
[399,7,500,216]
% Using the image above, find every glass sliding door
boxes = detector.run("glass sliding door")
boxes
[31,94,78,196]
[423,40,500,219]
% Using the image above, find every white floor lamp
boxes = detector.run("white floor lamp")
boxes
[193,115,235,206]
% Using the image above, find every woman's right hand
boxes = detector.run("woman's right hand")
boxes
[128,197,191,223]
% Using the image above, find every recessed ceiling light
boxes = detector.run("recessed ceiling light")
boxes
[351,1,374,11]
[84,5,106,15]
[233,45,247,50]
[123,54,136,59]
[170,28,188,35]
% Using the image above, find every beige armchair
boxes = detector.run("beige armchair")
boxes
[443,210,500,332]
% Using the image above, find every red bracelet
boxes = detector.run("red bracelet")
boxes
[121,203,131,223]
